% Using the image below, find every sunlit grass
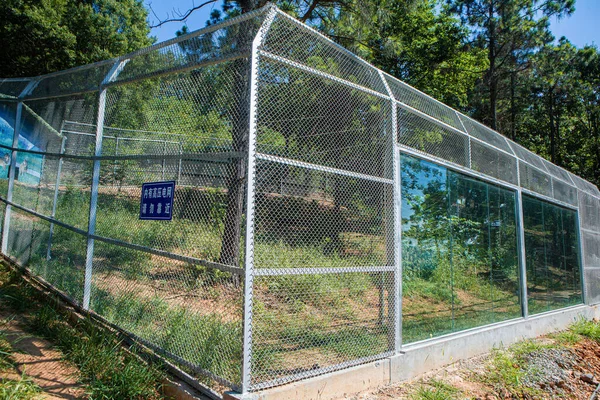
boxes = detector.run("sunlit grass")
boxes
[0,375,43,400]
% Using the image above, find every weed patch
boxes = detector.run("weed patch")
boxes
[0,263,166,400]
[570,319,600,342]
[0,375,42,399]
[410,379,461,400]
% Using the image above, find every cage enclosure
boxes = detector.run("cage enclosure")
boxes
[0,4,599,397]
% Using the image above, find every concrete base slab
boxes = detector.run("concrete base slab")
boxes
[225,359,389,400]
[391,305,600,382]
[227,305,600,400]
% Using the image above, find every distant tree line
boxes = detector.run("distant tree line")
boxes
[177,0,599,187]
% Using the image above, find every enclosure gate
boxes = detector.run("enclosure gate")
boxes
[0,4,599,397]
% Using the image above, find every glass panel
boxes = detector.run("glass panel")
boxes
[401,154,521,343]
[523,195,582,314]
[0,101,17,197]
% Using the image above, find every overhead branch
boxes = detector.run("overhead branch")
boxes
[148,0,219,28]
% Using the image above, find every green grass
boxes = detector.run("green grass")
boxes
[410,379,462,400]
[478,321,600,396]
[483,348,529,395]
[0,265,166,400]
[33,305,164,400]
[0,375,43,400]
[0,331,14,371]
[510,339,558,357]
[0,292,44,399]
[550,329,582,345]
[569,319,600,341]
[97,294,242,382]
[3,181,576,388]
[481,338,563,397]
[403,277,454,304]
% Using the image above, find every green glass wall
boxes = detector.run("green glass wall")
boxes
[523,195,582,314]
[401,154,521,343]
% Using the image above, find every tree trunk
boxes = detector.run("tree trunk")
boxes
[555,104,561,165]
[594,112,600,184]
[219,0,256,272]
[549,89,556,164]
[488,1,498,130]
[510,70,516,140]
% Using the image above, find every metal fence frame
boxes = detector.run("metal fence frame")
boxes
[0,4,599,396]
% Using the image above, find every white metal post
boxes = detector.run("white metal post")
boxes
[83,89,107,310]
[575,191,588,304]
[516,189,529,318]
[392,115,402,352]
[83,60,126,310]
[378,70,402,353]
[241,52,259,396]
[2,80,38,255]
[46,135,67,260]
[241,7,277,394]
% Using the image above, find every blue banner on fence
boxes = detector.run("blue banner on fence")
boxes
[140,181,175,220]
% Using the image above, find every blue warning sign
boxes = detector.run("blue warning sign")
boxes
[139,181,175,221]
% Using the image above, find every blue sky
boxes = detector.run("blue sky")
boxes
[146,0,600,47]
[550,0,600,47]
[146,1,215,43]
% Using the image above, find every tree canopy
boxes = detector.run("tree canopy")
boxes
[0,0,152,77]
[1,0,599,188]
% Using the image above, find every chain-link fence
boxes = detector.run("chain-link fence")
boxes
[0,5,599,396]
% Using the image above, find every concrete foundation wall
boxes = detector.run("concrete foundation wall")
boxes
[227,304,600,400]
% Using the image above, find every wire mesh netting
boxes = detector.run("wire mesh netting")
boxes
[0,79,31,99]
[0,4,599,395]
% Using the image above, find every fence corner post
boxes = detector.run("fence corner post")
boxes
[516,188,529,319]
[378,70,402,354]
[241,6,277,394]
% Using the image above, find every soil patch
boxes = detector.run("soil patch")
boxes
[0,310,86,399]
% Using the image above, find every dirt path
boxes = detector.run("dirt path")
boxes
[0,311,87,399]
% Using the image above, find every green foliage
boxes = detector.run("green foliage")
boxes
[569,319,600,342]
[0,331,14,371]
[32,305,165,400]
[326,0,487,108]
[448,0,574,129]
[551,330,582,345]
[484,348,528,395]
[0,0,152,78]
[0,375,42,400]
